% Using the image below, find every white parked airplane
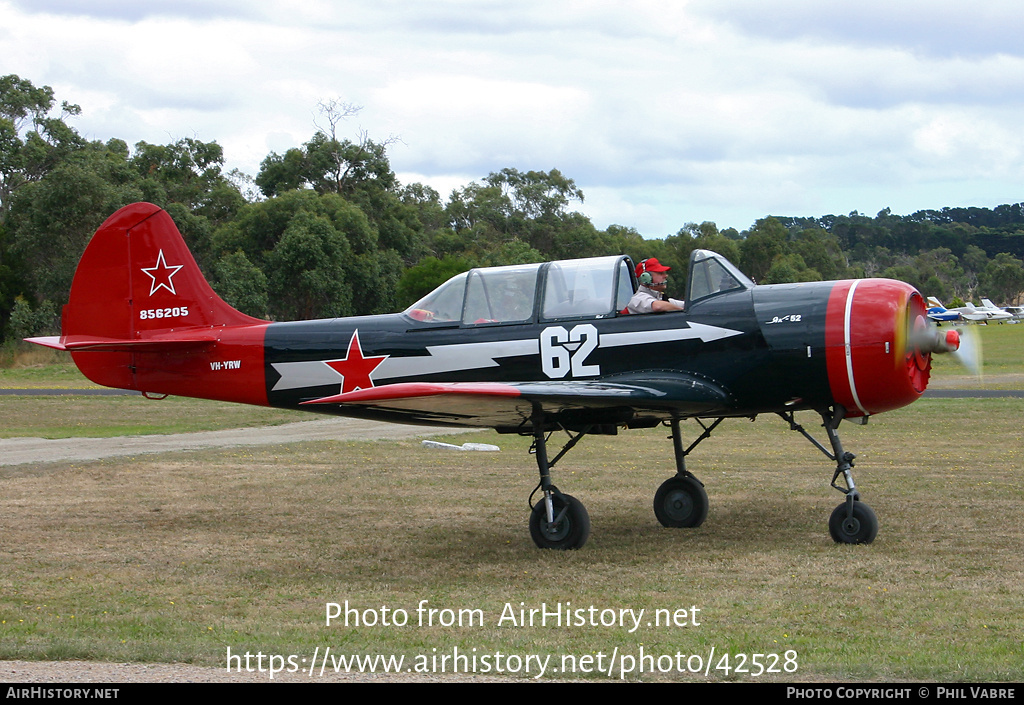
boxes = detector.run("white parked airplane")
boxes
[978,297,1019,321]
[927,297,1011,323]
[1000,304,1024,321]
[978,299,1014,323]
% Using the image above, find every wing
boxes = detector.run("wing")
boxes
[301,372,734,431]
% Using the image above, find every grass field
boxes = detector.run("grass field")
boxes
[0,395,300,438]
[927,323,1024,389]
[0,326,1022,682]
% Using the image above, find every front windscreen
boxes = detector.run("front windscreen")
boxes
[405,272,468,322]
[687,250,753,304]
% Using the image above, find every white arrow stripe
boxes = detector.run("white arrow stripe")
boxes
[599,322,742,347]
[271,339,540,391]
[376,339,540,380]
[270,360,342,391]
[270,322,742,392]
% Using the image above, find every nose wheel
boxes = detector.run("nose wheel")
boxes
[781,406,880,544]
[828,498,878,544]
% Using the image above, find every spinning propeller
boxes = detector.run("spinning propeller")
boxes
[910,315,984,380]
[950,324,983,379]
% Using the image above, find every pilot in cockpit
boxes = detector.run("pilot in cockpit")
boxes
[626,258,684,314]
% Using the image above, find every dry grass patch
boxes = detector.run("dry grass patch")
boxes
[1,401,1022,681]
[0,395,299,438]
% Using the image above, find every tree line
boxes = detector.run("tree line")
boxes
[2,74,1023,344]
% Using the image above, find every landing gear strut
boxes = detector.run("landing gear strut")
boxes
[653,418,718,529]
[526,405,591,550]
[780,406,879,544]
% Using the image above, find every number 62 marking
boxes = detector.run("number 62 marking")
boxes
[540,324,600,378]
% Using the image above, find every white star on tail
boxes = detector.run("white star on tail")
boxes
[141,250,184,296]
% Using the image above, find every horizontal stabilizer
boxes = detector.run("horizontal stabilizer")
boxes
[27,331,220,352]
[24,336,66,351]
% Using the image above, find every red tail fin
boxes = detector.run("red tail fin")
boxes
[65,202,260,341]
[42,203,269,404]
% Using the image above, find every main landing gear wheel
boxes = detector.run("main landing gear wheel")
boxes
[828,501,878,544]
[530,493,591,550]
[653,475,709,528]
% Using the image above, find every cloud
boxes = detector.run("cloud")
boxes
[2,0,1022,233]
[689,0,1024,58]
[7,0,259,22]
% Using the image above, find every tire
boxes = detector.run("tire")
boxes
[653,475,709,528]
[828,501,878,544]
[529,493,591,550]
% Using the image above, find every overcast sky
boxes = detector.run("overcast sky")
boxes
[3,0,1023,236]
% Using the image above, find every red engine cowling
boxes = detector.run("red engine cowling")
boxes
[824,279,958,417]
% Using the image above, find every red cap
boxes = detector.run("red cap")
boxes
[636,257,670,277]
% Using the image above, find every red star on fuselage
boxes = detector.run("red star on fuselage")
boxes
[141,249,184,296]
[324,330,388,394]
